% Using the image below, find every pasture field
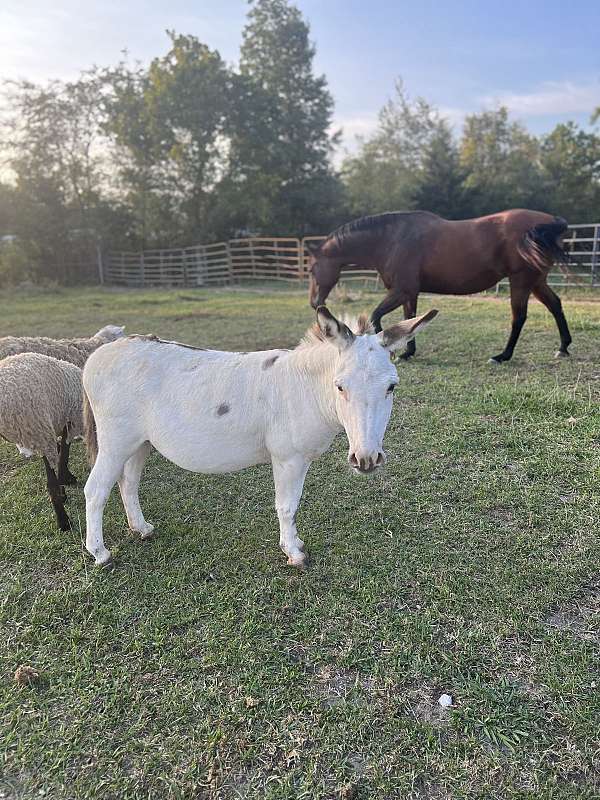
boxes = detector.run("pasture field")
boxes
[1,286,599,800]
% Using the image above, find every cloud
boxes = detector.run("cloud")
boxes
[481,80,600,118]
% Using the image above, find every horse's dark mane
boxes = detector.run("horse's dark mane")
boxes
[326,211,436,250]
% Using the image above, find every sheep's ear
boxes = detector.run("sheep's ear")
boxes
[378,309,438,352]
[316,306,355,350]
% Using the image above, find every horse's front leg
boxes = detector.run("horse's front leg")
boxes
[271,456,310,567]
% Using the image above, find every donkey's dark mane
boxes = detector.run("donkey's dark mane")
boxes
[326,211,437,250]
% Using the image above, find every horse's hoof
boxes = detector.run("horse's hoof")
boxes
[59,519,72,532]
[555,350,570,359]
[488,357,503,365]
[62,474,78,486]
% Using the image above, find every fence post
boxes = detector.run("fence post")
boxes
[226,241,234,285]
[182,250,188,287]
[592,225,599,287]
[140,251,145,288]
[96,245,104,285]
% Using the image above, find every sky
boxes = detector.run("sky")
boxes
[1,0,599,158]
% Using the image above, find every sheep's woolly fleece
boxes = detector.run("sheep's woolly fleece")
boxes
[0,353,84,471]
[0,324,125,367]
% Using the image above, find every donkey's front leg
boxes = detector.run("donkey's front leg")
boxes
[272,456,310,567]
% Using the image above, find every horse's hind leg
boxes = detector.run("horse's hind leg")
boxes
[118,442,154,539]
[532,281,572,358]
[57,426,77,486]
[489,280,531,363]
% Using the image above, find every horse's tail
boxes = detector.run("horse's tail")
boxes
[83,389,98,466]
[517,216,570,274]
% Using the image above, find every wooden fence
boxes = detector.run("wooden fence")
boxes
[101,224,600,289]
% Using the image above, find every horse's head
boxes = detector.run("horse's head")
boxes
[316,306,438,474]
[306,241,342,309]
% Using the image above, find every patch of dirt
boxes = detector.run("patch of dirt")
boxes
[311,665,375,708]
[408,686,454,727]
[545,578,600,644]
[412,777,454,799]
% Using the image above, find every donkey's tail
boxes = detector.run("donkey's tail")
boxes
[518,216,570,274]
[83,389,98,466]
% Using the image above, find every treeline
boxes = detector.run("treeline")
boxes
[1,0,599,285]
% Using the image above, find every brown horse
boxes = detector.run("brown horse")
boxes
[307,209,571,362]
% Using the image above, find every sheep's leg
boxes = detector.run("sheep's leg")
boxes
[84,450,131,566]
[42,456,71,532]
[118,442,154,539]
[57,426,77,486]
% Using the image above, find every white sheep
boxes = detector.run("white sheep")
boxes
[0,324,125,368]
[0,353,84,530]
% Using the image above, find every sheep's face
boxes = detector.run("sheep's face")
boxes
[95,325,125,341]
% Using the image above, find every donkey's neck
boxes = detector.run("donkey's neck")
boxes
[285,345,341,431]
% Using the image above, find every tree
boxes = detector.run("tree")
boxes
[341,80,447,217]
[539,122,600,221]
[224,0,342,235]
[459,107,544,214]
[411,121,472,218]
[0,73,110,283]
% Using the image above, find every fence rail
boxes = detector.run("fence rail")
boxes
[102,224,600,289]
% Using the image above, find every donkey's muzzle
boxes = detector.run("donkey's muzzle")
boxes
[348,451,386,474]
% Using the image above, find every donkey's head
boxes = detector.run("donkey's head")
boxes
[306,241,343,309]
[316,306,438,474]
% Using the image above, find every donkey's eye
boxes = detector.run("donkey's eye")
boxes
[387,383,397,394]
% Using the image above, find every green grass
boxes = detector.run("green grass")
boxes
[1,285,599,800]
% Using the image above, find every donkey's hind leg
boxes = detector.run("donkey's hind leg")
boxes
[84,445,137,566]
[118,442,154,539]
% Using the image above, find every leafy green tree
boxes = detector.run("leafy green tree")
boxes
[539,122,600,221]
[224,0,342,235]
[0,182,17,236]
[459,107,544,214]
[341,80,446,217]
[0,74,109,282]
[411,121,472,218]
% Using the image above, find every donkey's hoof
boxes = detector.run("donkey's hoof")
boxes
[287,552,308,569]
[94,550,113,568]
[139,523,155,541]
[555,349,570,359]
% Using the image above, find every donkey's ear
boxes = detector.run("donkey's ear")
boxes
[316,306,355,350]
[378,309,438,352]
[305,240,322,256]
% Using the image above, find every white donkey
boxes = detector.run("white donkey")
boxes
[82,307,437,568]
